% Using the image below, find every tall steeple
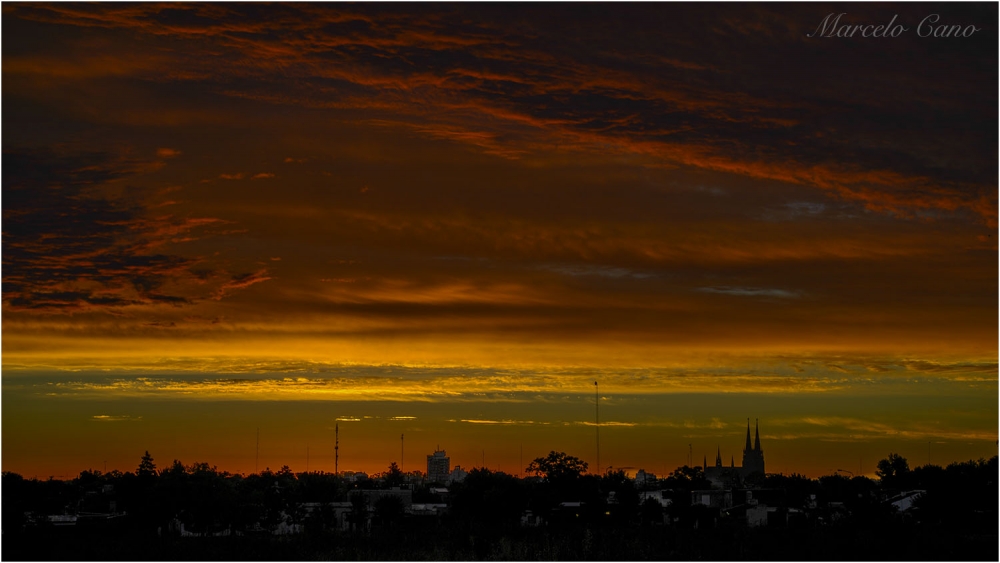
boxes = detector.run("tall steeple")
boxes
[754,418,761,452]
[715,446,722,467]
[703,454,707,470]
[744,418,752,452]
[731,456,735,468]
[741,418,766,479]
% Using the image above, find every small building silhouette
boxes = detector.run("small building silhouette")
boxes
[691,489,733,509]
[426,449,450,483]
[447,464,468,484]
[634,469,657,486]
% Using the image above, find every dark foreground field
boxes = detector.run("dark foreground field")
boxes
[3,521,997,561]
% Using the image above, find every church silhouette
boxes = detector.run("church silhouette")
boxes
[704,418,765,487]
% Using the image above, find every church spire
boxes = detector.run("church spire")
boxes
[715,446,722,467]
[703,454,707,470]
[744,418,752,452]
[754,418,761,451]
[731,455,735,468]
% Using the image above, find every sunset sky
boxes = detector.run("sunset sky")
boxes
[3,3,997,479]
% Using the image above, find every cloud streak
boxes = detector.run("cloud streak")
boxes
[9,356,994,403]
[2,149,275,313]
[92,414,142,422]
[696,286,800,299]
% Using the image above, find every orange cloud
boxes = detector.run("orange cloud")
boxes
[211,270,272,300]
[156,148,181,158]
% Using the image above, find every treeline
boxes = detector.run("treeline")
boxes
[2,452,997,560]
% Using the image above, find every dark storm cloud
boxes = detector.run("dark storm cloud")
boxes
[1,148,262,312]
[6,3,995,225]
[3,149,184,310]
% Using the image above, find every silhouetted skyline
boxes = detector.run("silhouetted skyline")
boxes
[3,449,996,560]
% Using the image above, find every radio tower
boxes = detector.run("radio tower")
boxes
[595,380,600,475]
[335,424,339,475]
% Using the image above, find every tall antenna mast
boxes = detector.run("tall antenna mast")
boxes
[595,380,600,475]
[335,424,339,475]
[401,433,404,472]
[255,427,260,474]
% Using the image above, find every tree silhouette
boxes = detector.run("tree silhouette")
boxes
[524,452,595,523]
[296,471,343,503]
[762,472,819,509]
[526,451,588,481]
[137,451,157,477]
[2,472,29,532]
[601,469,639,525]
[163,459,186,478]
[382,462,405,488]
[876,453,910,490]
[450,468,526,529]
[662,464,710,522]
[663,465,709,490]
